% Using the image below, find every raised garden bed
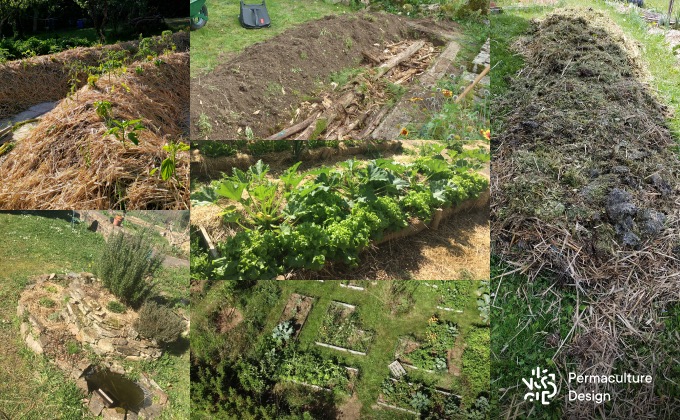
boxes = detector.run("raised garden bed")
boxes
[277,293,315,339]
[278,351,353,392]
[339,280,371,291]
[424,281,473,312]
[190,12,460,140]
[394,315,458,372]
[194,146,489,280]
[378,376,460,416]
[316,301,374,355]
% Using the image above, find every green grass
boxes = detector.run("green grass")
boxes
[190,0,351,76]
[490,260,576,419]
[0,212,189,419]
[192,280,489,416]
[0,212,104,418]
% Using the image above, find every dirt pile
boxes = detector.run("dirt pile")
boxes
[191,12,411,140]
[0,31,189,121]
[492,9,679,284]
[492,8,680,417]
[0,52,189,210]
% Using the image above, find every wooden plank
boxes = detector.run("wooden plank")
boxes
[373,40,425,80]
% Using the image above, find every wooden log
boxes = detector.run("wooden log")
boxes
[360,104,391,139]
[455,64,490,103]
[299,91,356,140]
[373,40,425,80]
[362,50,382,65]
[266,113,319,140]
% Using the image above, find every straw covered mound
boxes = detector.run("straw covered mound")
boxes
[0,31,189,120]
[492,8,679,417]
[0,52,189,209]
[493,9,679,284]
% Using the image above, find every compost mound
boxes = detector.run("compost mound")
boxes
[0,31,189,121]
[0,52,189,210]
[191,12,410,140]
[492,9,680,285]
[493,9,680,417]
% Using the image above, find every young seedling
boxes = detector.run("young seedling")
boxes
[151,141,190,181]
[106,119,145,147]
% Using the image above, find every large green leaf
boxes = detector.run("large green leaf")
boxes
[160,158,174,181]
[215,180,246,201]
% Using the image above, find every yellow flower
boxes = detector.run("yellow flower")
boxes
[147,55,154,61]
[442,89,453,98]
[400,128,409,137]
[409,97,424,102]
[481,129,491,141]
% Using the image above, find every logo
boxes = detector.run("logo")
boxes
[523,367,558,405]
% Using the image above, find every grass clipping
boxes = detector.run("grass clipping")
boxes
[0,52,189,209]
[492,8,679,417]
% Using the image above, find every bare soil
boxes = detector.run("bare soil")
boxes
[214,307,243,334]
[191,13,411,140]
[447,334,465,376]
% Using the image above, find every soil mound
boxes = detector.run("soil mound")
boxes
[492,9,679,285]
[191,12,410,140]
[0,31,189,121]
[492,9,680,416]
[0,52,189,210]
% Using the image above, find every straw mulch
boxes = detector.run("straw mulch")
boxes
[0,31,189,121]
[492,8,680,418]
[0,52,189,210]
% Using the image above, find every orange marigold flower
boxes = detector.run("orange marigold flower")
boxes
[481,129,491,141]
[400,128,409,137]
[442,89,453,98]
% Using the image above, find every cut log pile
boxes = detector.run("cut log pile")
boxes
[266,40,437,140]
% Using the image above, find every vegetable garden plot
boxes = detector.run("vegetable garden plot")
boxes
[278,351,354,392]
[277,293,315,340]
[190,13,459,140]
[316,301,374,355]
[394,315,459,372]
[191,142,489,280]
[190,140,404,180]
[378,376,461,416]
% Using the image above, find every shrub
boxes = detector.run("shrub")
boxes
[134,301,184,343]
[107,301,127,314]
[96,230,163,308]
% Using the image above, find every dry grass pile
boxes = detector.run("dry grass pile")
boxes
[0,31,189,121]
[0,52,189,210]
[492,8,680,417]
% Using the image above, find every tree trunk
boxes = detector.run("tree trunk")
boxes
[32,7,39,33]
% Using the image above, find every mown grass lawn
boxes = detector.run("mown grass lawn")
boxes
[0,212,189,419]
[190,0,351,76]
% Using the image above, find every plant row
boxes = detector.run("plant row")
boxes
[193,150,489,280]
[191,139,378,158]
[380,375,490,419]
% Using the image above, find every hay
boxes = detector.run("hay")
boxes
[0,52,189,210]
[492,8,680,417]
[0,32,189,121]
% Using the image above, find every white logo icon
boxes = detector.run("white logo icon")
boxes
[522,367,558,405]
